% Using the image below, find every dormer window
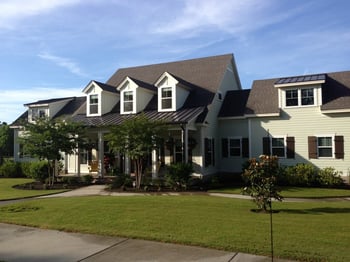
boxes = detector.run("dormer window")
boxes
[123,91,134,113]
[89,94,99,114]
[161,87,172,110]
[30,107,47,121]
[285,88,315,107]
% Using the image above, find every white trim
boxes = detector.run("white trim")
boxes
[315,134,335,159]
[270,135,287,158]
[245,113,280,118]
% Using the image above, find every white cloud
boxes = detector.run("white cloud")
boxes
[38,52,88,77]
[0,0,81,29]
[1,87,83,123]
[153,0,273,35]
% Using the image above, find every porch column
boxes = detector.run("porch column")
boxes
[76,148,81,176]
[151,149,157,179]
[98,131,104,178]
[181,124,189,163]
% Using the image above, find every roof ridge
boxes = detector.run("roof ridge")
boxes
[116,53,233,71]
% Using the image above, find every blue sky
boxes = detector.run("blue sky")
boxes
[1,0,350,123]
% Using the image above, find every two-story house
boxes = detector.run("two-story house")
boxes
[12,54,350,181]
[219,71,350,180]
[13,54,242,178]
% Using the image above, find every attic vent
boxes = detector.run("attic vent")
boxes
[275,74,326,87]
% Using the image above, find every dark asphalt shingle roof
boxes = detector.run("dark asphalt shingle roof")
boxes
[218,90,250,117]
[107,54,233,94]
[220,70,350,117]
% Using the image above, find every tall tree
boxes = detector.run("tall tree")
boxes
[0,122,14,165]
[20,118,88,185]
[105,114,165,189]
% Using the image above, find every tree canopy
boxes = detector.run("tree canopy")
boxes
[105,113,165,189]
[20,118,88,184]
[0,122,14,164]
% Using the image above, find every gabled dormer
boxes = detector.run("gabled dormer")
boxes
[83,80,119,117]
[274,74,325,109]
[117,77,156,115]
[25,97,74,123]
[155,72,191,112]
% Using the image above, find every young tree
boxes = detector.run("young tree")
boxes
[105,113,165,189]
[242,155,283,212]
[20,118,88,186]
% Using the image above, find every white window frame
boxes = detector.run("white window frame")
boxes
[160,86,173,110]
[270,136,286,158]
[229,137,242,157]
[284,87,315,108]
[30,107,48,122]
[88,94,99,115]
[122,90,134,114]
[317,135,334,158]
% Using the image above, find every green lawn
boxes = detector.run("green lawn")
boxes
[0,178,69,200]
[209,186,350,198]
[0,195,349,262]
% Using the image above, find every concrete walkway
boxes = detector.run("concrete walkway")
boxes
[0,223,294,262]
[0,185,305,261]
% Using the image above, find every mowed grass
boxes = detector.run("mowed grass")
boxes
[209,186,350,198]
[0,178,69,200]
[0,195,349,262]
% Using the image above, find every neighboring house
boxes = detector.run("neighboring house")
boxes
[219,71,350,180]
[11,54,350,181]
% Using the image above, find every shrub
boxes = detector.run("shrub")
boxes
[21,162,32,178]
[285,163,318,186]
[61,176,81,186]
[0,160,23,177]
[318,167,344,187]
[110,173,133,190]
[165,163,193,191]
[28,161,49,183]
[81,175,94,185]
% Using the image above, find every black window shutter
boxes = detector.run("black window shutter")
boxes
[263,137,271,155]
[222,138,228,158]
[242,138,249,158]
[286,137,295,159]
[308,136,317,159]
[334,136,344,159]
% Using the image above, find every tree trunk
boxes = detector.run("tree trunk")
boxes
[135,159,143,190]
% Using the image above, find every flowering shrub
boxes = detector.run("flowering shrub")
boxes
[242,155,283,211]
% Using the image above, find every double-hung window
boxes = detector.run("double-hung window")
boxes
[161,87,172,110]
[89,94,99,114]
[285,88,315,107]
[271,137,285,157]
[317,137,333,157]
[123,91,133,112]
[229,138,241,157]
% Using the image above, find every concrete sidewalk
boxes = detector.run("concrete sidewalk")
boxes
[0,223,294,262]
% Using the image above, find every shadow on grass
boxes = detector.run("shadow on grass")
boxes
[278,207,350,215]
